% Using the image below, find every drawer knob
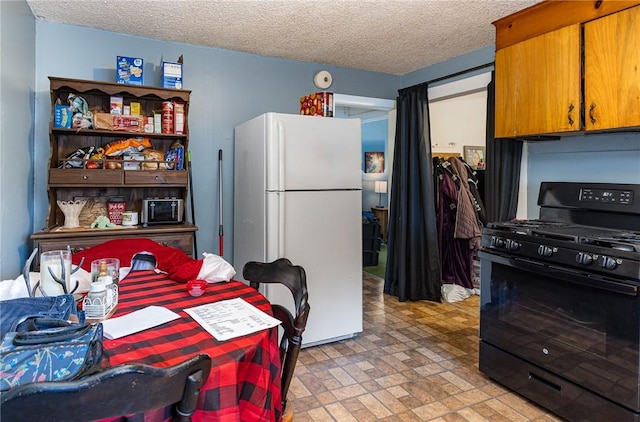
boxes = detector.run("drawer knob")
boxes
[83,175,88,180]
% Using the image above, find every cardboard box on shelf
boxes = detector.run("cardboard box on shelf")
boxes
[161,61,183,89]
[110,96,123,114]
[116,56,143,85]
[153,112,162,134]
[130,102,141,115]
[144,116,154,133]
[54,105,72,128]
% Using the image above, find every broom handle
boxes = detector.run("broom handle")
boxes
[188,150,198,257]
[218,149,224,257]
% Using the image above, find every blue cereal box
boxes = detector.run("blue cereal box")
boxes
[54,104,72,128]
[116,56,143,85]
[161,61,183,89]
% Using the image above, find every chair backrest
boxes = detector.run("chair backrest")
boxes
[1,353,212,422]
[242,258,310,413]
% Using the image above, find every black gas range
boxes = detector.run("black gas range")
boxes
[479,182,640,422]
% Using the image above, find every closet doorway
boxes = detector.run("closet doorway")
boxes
[429,72,491,164]
[334,94,395,274]
[334,94,396,211]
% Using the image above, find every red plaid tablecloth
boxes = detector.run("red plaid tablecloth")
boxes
[102,270,282,422]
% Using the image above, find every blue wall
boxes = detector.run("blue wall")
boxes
[362,119,388,174]
[29,21,401,272]
[362,119,389,210]
[0,0,35,279]
[525,133,640,217]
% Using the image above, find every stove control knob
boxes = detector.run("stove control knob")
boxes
[491,237,506,248]
[601,256,619,270]
[538,245,555,257]
[576,252,594,266]
[506,239,520,251]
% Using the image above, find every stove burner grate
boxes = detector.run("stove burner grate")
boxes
[488,220,570,235]
[584,231,640,253]
[487,222,640,255]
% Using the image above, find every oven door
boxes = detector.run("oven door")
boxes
[479,250,640,412]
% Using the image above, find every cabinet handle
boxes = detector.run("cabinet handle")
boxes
[155,176,160,180]
[567,103,574,126]
[589,103,597,125]
[83,175,88,180]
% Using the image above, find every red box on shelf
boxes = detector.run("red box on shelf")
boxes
[300,92,333,117]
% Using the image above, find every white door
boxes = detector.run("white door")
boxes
[265,113,362,191]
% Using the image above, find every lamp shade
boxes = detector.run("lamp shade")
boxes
[374,181,387,194]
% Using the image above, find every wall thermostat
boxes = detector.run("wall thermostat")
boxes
[314,70,333,89]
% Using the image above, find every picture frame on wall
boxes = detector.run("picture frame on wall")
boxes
[463,146,486,169]
[365,152,385,173]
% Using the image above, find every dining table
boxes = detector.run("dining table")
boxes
[99,269,282,422]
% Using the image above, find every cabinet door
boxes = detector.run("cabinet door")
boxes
[494,48,517,138]
[584,5,640,131]
[494,25,581,138]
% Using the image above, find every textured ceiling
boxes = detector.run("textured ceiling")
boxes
[26,0,542,75]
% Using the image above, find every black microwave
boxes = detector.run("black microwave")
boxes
[141,198,184,225]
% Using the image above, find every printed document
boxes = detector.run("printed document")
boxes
[185,298,281,341]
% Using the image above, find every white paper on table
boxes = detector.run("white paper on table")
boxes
[102,305,181,340]
[184,298,281,341]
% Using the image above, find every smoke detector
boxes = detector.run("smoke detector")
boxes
[313,70,333,89]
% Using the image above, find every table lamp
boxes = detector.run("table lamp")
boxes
[374,181,387,207]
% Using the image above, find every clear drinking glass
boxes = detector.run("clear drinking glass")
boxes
[91,258,120,285]
[40,250,72,296]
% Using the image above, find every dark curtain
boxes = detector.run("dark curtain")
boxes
[384,84,441,302]
[485,71,523,223]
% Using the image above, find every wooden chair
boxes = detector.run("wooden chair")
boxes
[243,258,310,421]
[1,353,211,422]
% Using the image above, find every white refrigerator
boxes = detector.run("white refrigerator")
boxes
[233,112,363,347]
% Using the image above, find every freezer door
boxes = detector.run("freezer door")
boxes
[264,113,362,191]
[264,189,363,347]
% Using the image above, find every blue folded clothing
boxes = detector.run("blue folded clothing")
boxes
[0,294,83,339]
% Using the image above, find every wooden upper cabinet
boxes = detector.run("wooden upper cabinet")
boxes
[584,5,640,131]
[495,25,581,138]
[493,0,640,139]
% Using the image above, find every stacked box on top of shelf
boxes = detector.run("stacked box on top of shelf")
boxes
[116,56,143,85]
[300,92,333,117]
[161,61,183,89]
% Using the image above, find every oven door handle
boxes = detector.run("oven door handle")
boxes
[478,251,639,296]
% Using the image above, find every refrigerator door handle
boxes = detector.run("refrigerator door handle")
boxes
[278,192,286,257]
[277,121,285,192]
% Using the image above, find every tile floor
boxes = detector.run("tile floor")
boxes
[288,272,563,421]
